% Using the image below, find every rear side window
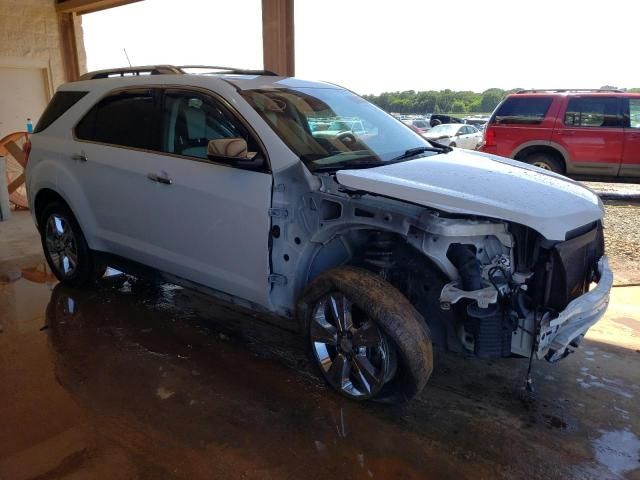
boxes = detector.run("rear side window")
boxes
[75,89,155,149]
[34,91,88,133]
[564,97,622,128]
[492,97,552,125]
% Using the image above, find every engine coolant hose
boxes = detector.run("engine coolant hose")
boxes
[447,244,482,291]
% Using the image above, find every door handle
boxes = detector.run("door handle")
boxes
[147,172,172,185]
[71,152,87,162]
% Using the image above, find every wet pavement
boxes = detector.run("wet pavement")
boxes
[1,267,639,480]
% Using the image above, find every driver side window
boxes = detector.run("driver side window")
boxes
[160,89,261,163]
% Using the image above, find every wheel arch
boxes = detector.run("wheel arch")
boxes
[34,188,68,229]
[512,142,573,172]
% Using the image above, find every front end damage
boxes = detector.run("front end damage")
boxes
[429,218,611,362]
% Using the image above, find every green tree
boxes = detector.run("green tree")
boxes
[480,89,504,112]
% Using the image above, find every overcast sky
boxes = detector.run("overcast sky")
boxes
[82,0,639,95]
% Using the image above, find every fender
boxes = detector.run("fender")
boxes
[32,157,105,252]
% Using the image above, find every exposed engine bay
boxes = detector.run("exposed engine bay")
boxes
[268,171,610,365]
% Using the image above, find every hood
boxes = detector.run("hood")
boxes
[335,150,603,241]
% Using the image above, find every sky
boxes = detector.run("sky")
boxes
[82,0,640,95]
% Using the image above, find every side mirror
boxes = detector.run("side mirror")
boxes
[207,138,261,168]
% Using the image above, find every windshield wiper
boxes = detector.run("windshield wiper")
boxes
[311,160,385,173]
[389,144,452,163]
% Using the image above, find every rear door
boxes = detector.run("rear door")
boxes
[551,96,623,176]
[620,97,640,178]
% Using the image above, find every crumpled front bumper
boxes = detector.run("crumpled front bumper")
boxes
[537,256,613,362]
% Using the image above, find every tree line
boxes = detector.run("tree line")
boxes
[363,87,640,115]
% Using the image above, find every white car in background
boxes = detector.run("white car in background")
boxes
[424,123,482,149]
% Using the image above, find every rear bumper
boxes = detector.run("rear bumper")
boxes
[537,256,613,362]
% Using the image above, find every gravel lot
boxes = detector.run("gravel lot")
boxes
[603,200,640,285]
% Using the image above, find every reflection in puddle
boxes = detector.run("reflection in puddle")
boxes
[43,282,462,479]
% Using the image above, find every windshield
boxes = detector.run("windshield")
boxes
[428,124,460,136]
[241,87,435,171]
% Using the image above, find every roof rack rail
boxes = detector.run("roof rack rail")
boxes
[178,65,278,76]
[78,65,184,80]
[516,88,624,94]
[77,64,279,81]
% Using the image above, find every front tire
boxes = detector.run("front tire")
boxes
[298,266,433,403]
[40,202,103,287]
[449,141,457,148]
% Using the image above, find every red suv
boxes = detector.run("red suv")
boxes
[481,89,640,180]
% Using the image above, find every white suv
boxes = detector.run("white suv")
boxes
[26,65,613,402]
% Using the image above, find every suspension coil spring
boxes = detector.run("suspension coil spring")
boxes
[363,231,395,271]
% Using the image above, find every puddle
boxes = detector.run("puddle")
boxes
[593,429,640,476]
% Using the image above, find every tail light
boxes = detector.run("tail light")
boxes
[483,126,497,147]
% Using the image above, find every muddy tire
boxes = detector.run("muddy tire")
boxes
[524,152,564,174]
[40,201,103,287]
[297,266,433,403]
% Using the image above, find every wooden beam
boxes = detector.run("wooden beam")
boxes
[56,0,143,15]
[262,0,295,76]
[58,12,81,81]
[4,141,26,168]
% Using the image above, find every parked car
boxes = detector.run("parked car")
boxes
[481,89,640,178]
[402,119,430,134]
[430,114,463,127]
[463,116,489,129]
[423,123,482,149]
[26,65,612,403]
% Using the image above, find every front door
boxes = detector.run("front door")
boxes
[72,87,273,307]
[620,97,640,178]
[551,96,624,176]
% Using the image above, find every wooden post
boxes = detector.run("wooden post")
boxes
[58,12,81,81]
[262,0,295,76]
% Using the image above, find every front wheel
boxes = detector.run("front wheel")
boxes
[40,202,103,287]
[298,266,433,403]
[449,141,457,148]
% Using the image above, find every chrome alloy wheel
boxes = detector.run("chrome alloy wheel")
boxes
[45,214,78,278]
[310,292,394,399]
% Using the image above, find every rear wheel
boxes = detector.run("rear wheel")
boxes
[40,202,103,287]
[298,266,433,403]
[524,152,564,173]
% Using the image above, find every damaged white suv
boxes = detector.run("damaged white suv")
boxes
[26,65,613,402]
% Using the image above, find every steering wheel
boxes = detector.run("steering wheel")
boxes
[337,132,357,145]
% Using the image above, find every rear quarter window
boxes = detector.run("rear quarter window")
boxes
[34,91,89,133]
[491,97,553,125]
